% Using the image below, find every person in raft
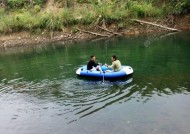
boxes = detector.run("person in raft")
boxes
[105,55,122,72]
[87,55,102,71]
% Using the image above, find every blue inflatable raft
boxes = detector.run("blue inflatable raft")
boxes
[76,65,133,80]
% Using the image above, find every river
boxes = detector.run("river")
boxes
[0,32,190,134]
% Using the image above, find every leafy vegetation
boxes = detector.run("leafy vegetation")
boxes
[163,0,190,15]
[7,0,46,9]
[0,0,189,33]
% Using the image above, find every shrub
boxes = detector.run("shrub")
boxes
[14,12,33,30]
[93,2,113,21]
[7,0,45,9]
[163,0,190,15]
[33,0,45,6]
[7,0,26,9]
[111,5,129,21]
[33,5,41,13]
[74,7,96,25]
[130,2,161,17]
[59,9,74,26]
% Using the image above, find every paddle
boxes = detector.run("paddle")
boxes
[102,71,105,84]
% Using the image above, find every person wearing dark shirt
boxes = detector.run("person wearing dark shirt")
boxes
[87,55,101,71]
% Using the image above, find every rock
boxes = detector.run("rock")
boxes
[125,30,131,33]
[134,30,140,34]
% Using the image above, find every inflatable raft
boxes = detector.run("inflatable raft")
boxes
[76,65,133,80]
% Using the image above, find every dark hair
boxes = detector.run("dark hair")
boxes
[112,55,117,60]
[90,55,95,59]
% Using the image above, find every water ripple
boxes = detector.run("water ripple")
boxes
[0,75,190,124]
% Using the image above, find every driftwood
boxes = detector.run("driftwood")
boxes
[131,19,181,32]
[97,26,121,36]
[77,28,110,37]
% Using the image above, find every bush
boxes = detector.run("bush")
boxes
[74,7,96,25]
[130,2,161,17]
[59,9,74,26]
[3,12,33,31]
[111,5,129,21]
[33,9,73,31]
[7,0,26,9]
[163,0,190,15]
[33,0,45,6]
[33,5,41,13]
[7,0,45,9]
[93,2,113,21]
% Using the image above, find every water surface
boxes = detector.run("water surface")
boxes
[0,32,190,134]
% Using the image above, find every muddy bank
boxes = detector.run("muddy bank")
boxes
[0,15,190,48]
[0,30,95,48]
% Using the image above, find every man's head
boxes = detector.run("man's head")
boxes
[111,55,117,61]
[90,55,96,61]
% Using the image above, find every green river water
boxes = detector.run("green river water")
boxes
[0,32,190,134]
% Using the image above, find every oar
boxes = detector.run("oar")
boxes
[102,71,105,84]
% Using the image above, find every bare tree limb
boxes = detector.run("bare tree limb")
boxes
[77,28,111,37]
[131,19,181,32]
[97,26,121,36]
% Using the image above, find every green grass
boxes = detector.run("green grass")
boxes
[0,0,189,33]
[130,2,162,18]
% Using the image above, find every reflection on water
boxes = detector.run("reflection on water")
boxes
[0,32,190,134]
[0,77,134,124]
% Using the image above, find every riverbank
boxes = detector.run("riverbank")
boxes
[0,14,190,48]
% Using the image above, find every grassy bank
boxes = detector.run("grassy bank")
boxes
[0,0,189,34]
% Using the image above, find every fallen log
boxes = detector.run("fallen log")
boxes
[97,26,121,36]
[131,19,181,32]
[77,28,110,37]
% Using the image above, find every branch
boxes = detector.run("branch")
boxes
[97,26,121,36]
[77,28,110,37]
[131,19,181,32]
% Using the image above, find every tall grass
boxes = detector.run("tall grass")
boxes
[74,7,96,25]
[91,1,161,22]
[0,0,164,33]
[130,2,162,18]
[0,9,75,33]
[0,8,6,32]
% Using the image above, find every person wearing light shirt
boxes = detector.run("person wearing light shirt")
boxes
[105,55,121,72]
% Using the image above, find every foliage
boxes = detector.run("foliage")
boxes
[74,7,96,24]
[7,0,45,9]
[76,0,90,4]
[163,0,190,15]
[7,0,26,9]
[33,5,41,13]
[0,0,189,33]
[130,2,161,17]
